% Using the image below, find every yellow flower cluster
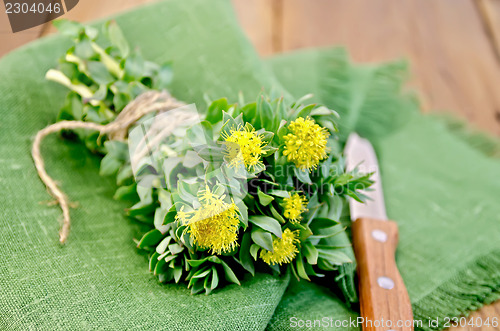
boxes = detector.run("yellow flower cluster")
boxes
[283,193,308,223]
[222,126,267,171]
[260,229,300,265]
[283,117,329,171]
[176,186,240,255]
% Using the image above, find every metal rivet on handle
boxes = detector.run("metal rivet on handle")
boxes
[371,229,388,242]
[377,276,395,290]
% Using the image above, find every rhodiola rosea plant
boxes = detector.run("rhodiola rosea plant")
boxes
[40,19,373,295]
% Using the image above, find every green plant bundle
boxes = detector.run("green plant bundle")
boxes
[46,19,173,152]
[46,20,373,295]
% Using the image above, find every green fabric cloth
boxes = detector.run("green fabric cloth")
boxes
[1,1,499,330]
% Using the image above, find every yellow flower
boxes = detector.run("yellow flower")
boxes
[283,193,308,223]
[260,229,300,266]
[176,186,240,255]
[283,117,329,171]
[222,125,267,171]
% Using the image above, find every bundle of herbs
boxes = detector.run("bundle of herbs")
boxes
[34,20,373,296]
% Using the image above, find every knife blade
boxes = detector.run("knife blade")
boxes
[344,133,414,331]
[345,133,388,222]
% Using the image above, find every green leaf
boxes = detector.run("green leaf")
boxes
[113,93,130,112]
[177,180,197,202]
[302,241,318,265]
[149,252,160,272]
[168,243,184,255]
[294,167,312,184]
[317,248,352,265]
[155,236,172,254]
[240,102,257,124]
[104,140,129,159]
[296,253,310,281]
[207,255,222,264]
[290,263,300,281]
[296,103,317,119]
[250,244,260,261]
[238,232,255,275]
[220,260,240,285]
[196,145,225,162]
[309,219,343,239]
[277,119,288,142]
[267,190,290,198]
[162,205,177,225]
[113,183,138,201]
[292,222,313,242]
[53,19,84,38]
[204,275,212,295]
[206,97,229,124]
[155,62,173,89]
[257,95,275,131]
[162,157,182,189]
[249,216,282,238]
[74,38,95,59]
[293,94,314,109]
[251,228,274,251]
[137,229,163,249]
[106,20,130,57]
[257,189,274,206]
[100,156,123,176]
[210,267,219,289]
[270,205,286,224]
[190,279,205,294]
[124,52,145,80]
[235,201,248,228]
[87,61,115,85]
[310,106,335,116]
[186,121,214,147]
[260,131,274,142]
[220,111,237,136]
[326,195,343,221]
[154,256,167,276]
[116,164,133,186]
[192,267,211,279]
[173,266,183,283]
[187,257,209,268]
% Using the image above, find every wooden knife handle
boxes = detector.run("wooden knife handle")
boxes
[352,217,414,331]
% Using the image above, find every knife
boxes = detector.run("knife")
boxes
[344,133,414,331]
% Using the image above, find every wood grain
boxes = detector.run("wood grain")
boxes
[0,5,45,57]
[453,302,500,331]
[280,0,500,135]
[39,0,158,36]
[352,217,414,331]
[476,0,500,61]
[232,0,275,55]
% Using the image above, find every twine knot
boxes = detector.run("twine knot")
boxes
[31,91,185,244]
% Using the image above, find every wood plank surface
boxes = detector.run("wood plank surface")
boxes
[232,0,275,55]
[279,0,500,135]
[0,0,499,329]
[477,0,500,60]
[0,4,45,57]
[39,0,158,36]
[453,302,500,331]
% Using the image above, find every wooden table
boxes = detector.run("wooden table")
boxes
[1,0,499,329]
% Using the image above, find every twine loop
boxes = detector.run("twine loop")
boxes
[32,90,185,244]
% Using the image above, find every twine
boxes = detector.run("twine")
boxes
[32,91,185,244]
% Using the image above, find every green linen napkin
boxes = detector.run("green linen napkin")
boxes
[1,1,499,330]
